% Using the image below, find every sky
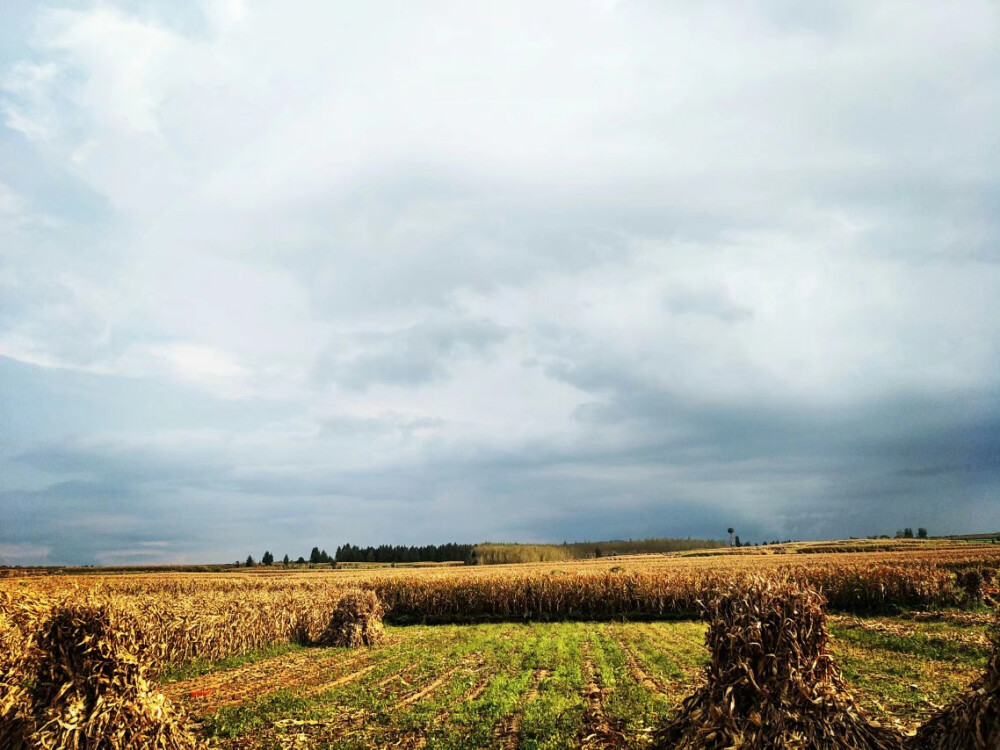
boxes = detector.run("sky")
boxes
[1,1,998,566]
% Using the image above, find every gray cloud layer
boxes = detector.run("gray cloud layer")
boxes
[1,1,998,564]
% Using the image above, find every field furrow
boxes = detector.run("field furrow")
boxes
[164,649,372,712]
[578,640,630,749]
[498,668,549,749]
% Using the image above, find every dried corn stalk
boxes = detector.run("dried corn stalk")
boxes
[316,589,385,648]
[654,576,905,749]
[0,605,34,747]
[13,602,200,749]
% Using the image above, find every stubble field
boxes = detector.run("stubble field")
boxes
[162,612,992,748]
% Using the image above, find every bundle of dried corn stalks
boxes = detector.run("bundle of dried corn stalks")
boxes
[1,605,33,747]
[909,612,1000,749]
[6,602,199,749]
[654,576,905,749]
[316,589,386,648]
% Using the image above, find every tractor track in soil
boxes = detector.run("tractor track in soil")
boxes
[163,649,373,713]
[162,630,462,715]
[233,658,486,749]
[610,629,676,697]
[636,623,707,684]
[579,641,629,749]
[498,667,549,750]
[395,662,494,749]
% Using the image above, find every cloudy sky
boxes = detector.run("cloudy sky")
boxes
[1,1,998,565]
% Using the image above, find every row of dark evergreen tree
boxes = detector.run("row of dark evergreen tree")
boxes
[335,543,473,564]
[238,543,473,567]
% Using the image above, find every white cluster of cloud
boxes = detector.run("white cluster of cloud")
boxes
[1,1,998,564]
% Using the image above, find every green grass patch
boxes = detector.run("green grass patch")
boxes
[205,690,312,738]
[198,618,988,747]
[159,641,305,683]
[830,625,990,665]
[517,624,587,749]
[593,630,672,735]
[614,622,708,682]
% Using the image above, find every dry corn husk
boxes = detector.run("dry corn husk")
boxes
[908,612,1000,749]
[9,602,200,749]
[1,605,34,747]
[315,589,385,648]
[655,576,905,749]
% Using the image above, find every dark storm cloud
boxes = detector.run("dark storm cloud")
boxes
[11,372,996,565]
[554,352,1000,473]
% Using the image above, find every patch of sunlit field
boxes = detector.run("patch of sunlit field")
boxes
[156,611,991,749]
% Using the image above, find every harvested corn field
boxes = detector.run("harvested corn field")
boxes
[2,543,1000,747]
[162,616,988,748]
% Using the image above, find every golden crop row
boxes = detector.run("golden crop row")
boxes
[0,587,343,672]
[2,546,997,674]
[372,562,977,623]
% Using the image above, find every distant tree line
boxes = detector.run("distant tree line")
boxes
[238,535,734,569]
[237,544,474,567]
[863,528,929,540]
[335,543,473,564]
[309,547,332,563]
[239,547,329,567]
